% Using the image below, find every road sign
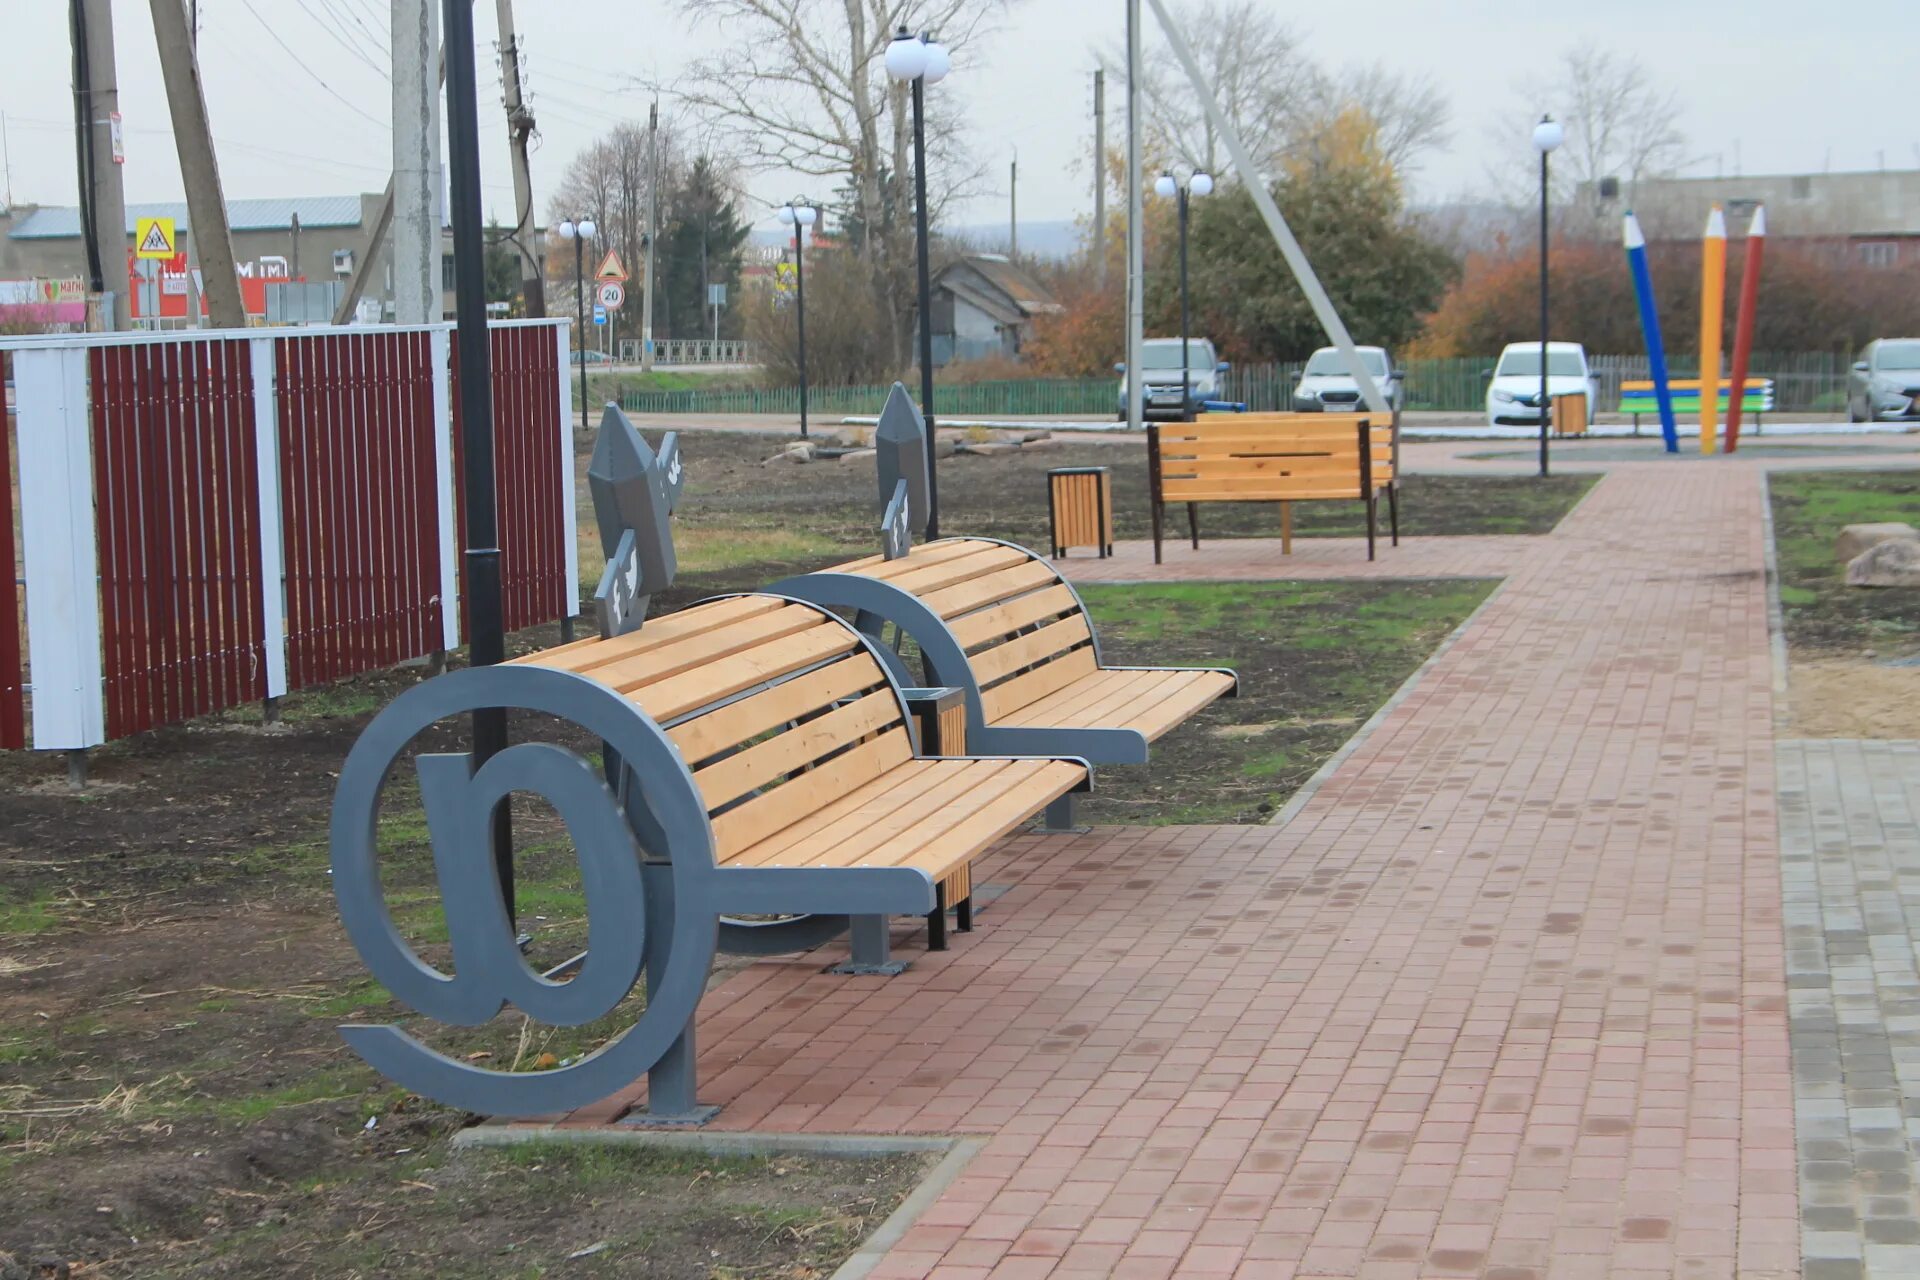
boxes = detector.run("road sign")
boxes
[597,281,625,310]
[135,217,176,260]
[593,304,608,326]
[595,251,628,282]
[707,283,727,306]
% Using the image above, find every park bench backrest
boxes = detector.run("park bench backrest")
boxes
[1153,416,1395,503]
[518,596,911,861]
[834,538,1098,723]
[1620,379,1775,411]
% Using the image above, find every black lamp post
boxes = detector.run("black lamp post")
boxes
[555,216,598,432]
[886,27,950,538]
[439,0,515,921]
[777,199,818,438]
[1154,170,1214,421]
[1532,114,1562,477]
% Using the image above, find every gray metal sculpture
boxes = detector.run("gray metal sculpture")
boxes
[589,405,682,638]
[875,382,930,541]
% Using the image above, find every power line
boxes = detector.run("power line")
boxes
[233,0,388,129]
[318,0,389,58]
[287,0,389,79]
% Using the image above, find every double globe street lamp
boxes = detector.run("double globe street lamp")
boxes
[775,199,819,438]
[1153,170,1214,421]
[1531,114,1562,477]
[554,216,599,431]
[885,26,950,538]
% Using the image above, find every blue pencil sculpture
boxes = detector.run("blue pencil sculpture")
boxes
[1623,211,1679,453]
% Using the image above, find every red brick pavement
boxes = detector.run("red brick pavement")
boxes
[561,464,1796,1278]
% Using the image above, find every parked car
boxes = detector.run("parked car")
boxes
[1292,345,1404,414]
[1116,337,1229,420]
[569,348,613,365]
[1484,341,1601,428]
[1848,339,1920,422]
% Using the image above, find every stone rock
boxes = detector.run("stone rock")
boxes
[761,441,814,466]
[931,438,958,459]
[1018,436,1061,450]
[1021,429,1054,442]
[1836,522,1920,564]
[1847,537,1920,588]
[827,428,870,448]
[838,447,878,463]
[960,441,1015,456]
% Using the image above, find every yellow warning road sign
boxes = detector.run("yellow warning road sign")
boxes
[135,217,177,260]
[594,250,629,282]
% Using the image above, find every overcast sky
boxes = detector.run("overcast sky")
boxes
[5,0,1917,240]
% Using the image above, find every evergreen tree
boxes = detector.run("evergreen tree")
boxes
[658,158,750,339]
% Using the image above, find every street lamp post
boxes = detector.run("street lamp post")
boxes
[1153,170,1213,421]
[1532,114,1562,478]
[555,216,598,431]
[886,27,950,538]
[776,200,818,438]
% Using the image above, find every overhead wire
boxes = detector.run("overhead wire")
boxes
[233,0,388,129]
[287,0,390,79]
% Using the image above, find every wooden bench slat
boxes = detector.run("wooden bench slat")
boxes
[970,614,1092,687]
[667,654,885,766]
[631,625,861,724]
[888,761,1086,878]
[858,538,999,582]
[721,758,950,867]
[852,757,1059,870]
[576,605,828,693]
[1119,671,1240,742]
[710,729,914,861]
[995,666,1168,728]
[980,645,1099,721]
[1162,480,1388,499]
[1007,669,1235,742]
[949,583,1081,652]
[919,560,1059,620]
[517,595,786,673]
[879,544,1031,596]
[692,689,905,811]
[742,758,1016,870]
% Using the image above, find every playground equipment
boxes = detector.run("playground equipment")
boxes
[1725,206,1767,453]
[1699,206,1727,454]
[1623,212,1680,453]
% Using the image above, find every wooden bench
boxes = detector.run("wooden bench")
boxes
[515,592,1085,963]
[1621,378,1774,433]
[1148,413,1397,563]
[772,537,1237,827]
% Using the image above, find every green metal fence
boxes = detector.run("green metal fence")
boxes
[618,352,1854,418]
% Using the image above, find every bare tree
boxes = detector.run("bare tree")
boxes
[1302,67,1451,177]
[547,119,691,324]
[665,0,1008,363]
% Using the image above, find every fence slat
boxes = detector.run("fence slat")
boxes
[0,352,24,749]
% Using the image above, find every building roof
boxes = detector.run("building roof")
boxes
[933,254,1061,321]
[8,195,368,240]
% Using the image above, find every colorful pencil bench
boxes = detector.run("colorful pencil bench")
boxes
[1621,379,1773,433]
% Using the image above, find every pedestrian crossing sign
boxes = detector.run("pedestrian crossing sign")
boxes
[135,217,177,260]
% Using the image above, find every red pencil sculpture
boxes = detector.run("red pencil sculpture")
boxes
[1725,205,1766,453]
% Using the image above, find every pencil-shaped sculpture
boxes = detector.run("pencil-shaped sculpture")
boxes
[1724,205,1766,453]
[1624,211,1679,453]
[1698,205,1726,454]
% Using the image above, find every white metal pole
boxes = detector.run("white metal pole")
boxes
[1125,0,1143,436]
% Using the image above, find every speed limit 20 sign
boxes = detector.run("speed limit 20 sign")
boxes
[597,281,626,311]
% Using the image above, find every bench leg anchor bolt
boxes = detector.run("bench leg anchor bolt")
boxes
[831,915,909,976]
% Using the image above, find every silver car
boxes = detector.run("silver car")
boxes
[1292,346,1404,414]
[1849,339,1920,422]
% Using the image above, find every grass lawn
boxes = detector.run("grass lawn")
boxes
[1769,469,1920,655]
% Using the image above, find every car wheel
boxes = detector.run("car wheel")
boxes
[1848,394,1863,423]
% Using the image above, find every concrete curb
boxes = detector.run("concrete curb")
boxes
[449,1124,984,1280]
[1758,471,1792,730]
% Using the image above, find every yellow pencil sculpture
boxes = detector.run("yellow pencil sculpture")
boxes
[1698,205,1726,454]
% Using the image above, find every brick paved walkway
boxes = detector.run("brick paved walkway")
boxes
[1779,740,1920,1279]
[553,461,1799,1278]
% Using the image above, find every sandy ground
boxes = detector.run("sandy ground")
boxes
[1787,656,1920,738]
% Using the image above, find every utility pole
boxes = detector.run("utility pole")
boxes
[494,0,545,317]
[71,0,131,329]
[393,0,443,324]
[641,101,659,371]
[148,0,245,328]
[1009,151,1017,257]
[290,212,301,279]
[1125,0,1142,436]
[1092,68,1106,287]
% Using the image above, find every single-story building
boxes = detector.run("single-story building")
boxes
[922,254,1060,366]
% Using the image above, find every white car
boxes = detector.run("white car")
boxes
[1485,341,1602,428]
[1116,337,1229,420]
[1292,345,1404,414]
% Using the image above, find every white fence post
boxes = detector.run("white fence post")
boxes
[14,346,105,750]
[558,320,579,619]
[432,327,460,652]
[249,336,288,699]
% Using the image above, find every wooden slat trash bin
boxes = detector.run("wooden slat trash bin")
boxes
[1551,392,1588,437]
[1047,466,1115,559]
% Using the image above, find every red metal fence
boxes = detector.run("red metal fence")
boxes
[89,339,267,739]
[277,330,445,689]
[454,325,572,635]
[0,351,24,750]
